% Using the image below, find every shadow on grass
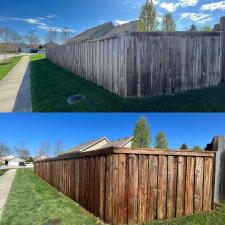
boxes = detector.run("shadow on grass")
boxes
[30,56,225,112]
[0,62,12,65]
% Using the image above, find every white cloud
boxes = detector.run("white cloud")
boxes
[160,2,180,12]
[114,20,130,25]
[201,1,225,11]
[179,0,198,7]
[0,16,76,33]
[160,0,198,12]
[180,12,212,23]
[152,0,160,4]
[46,14,58,18]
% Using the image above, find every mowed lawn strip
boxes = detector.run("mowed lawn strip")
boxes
[0,170,8,176]
[0,57,22,81]
[31,54,225,112]
[146,205,225,225]
[0,169,100,225]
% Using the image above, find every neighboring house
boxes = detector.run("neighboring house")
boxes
[104,21,138,37]
[44,42,57,49]
[66,21,138,45]
[1,155,25,167]
[33,155,49,162]
[18,43,35,53]
[66,22,115,44]
[58,136,134,157]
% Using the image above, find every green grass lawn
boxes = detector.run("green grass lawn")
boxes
[0,169,101,225]
[147,205,225,225]
[30,54,225,112]
[0,56,22,81]
[0,170,7,176]
[2,169,225,225]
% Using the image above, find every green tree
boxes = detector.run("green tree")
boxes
[155,132,168,149]
[192,145,202,151]
[138,0,158,32]
[161,13,176,31]
[180,143,188,150]
[189,24,197,31]
[202,26,212,32]
[132,117,151,148]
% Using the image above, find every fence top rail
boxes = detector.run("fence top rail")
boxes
[34,147,215,163]
[127,31,221,37]
[50,30,222,49]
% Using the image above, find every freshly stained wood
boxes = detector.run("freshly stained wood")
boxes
[167,156,177,218]
[176,156,186,217]
[128,154,138,224]
[185,157,195,215]
[138,155,148,223]
[147,155,158,222]
[34,147,215,225]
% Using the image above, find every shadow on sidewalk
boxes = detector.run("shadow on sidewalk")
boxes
[13,62,32,112]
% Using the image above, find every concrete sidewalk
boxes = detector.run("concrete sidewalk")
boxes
[0,56,32,112]
[0,169,16,220]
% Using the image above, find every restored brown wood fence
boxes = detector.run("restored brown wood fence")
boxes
[46,31,221,97]
[34,147,215,225]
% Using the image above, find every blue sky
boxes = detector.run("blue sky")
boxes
[0,113,224,156]
[0,0,225,43]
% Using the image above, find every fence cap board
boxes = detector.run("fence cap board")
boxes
[35,147,215,163]
[127,31,221,37]
[113,148,215,157]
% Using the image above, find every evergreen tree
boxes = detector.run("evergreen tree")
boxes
[202,26,212,32]
[180,143,188,150]
[132,117,151,148]
[189,24,197,31]
[138,0,158,32]
[161,13,176,32]
[155,132,168,149]
[192,145,202,151]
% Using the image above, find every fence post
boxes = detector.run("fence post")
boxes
[210,136,225,203]
[220,17,225,82]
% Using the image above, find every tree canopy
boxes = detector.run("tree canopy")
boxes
[155,132,168,149]
[180,143,188,150]
[132,117,151,148]
[192,145,202,151]
[161,13,176,32]
[138,0,158,32]
[189,24,197,31]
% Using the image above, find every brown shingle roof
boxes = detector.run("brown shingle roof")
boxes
[104,21,138,37]
[101,136,134,148]
[58,137,109,156]
[67,22,115,43]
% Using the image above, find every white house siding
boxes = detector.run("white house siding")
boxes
[8,161,19,167]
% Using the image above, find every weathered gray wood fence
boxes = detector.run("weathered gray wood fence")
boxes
[46,23,223,97]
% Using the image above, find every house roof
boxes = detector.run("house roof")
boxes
[43,42,57,48]
[67,22,115,43]
[2,155,15,161]
[96,136,134,149]
[58,137,109,156]
[104,21,138,37]
[33,155,49,162]
[9,157,25,162]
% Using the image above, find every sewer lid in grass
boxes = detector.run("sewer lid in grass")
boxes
[67,95,86,105]
[43,218,62,225]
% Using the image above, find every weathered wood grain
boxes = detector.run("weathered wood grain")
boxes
[46,31,222,98]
